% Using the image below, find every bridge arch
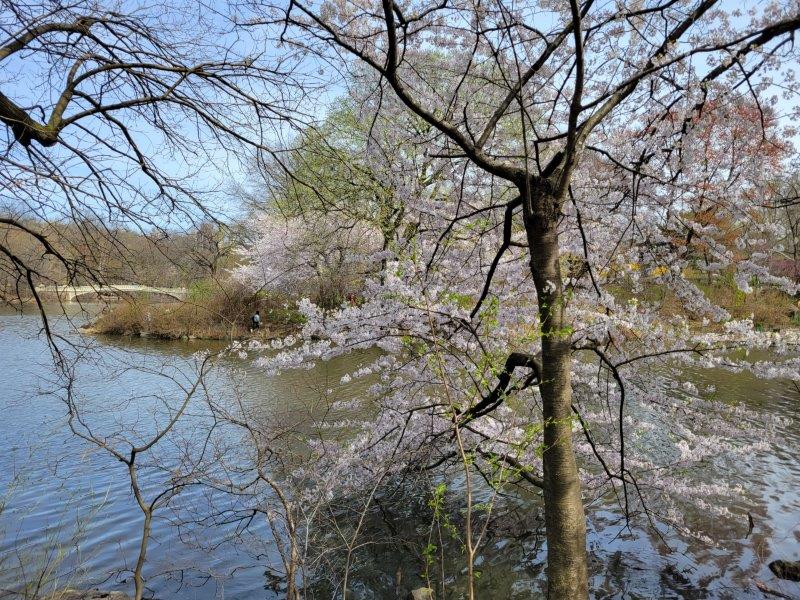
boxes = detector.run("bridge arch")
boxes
[37,284,188,302]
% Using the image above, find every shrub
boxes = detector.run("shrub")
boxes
[87,278,301,339]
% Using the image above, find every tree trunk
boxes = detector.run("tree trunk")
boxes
[133,509,151,600]
[523,183,588,599]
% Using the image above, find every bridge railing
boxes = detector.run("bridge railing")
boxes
[35,284,188,301]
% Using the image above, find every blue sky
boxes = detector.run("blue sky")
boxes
[2,0,798,230]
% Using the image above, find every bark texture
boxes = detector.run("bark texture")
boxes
[524,181,588,599]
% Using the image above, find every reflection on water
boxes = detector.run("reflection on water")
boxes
[0,307,799,599]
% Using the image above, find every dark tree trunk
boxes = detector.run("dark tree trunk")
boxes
[523,180,588,599]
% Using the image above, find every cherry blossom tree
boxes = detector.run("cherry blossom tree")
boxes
[237,2,800,597]
[236,211,384,306]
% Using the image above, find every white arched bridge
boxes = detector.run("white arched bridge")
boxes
[37,284,188,302]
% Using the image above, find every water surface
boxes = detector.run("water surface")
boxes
[1,307,799,599]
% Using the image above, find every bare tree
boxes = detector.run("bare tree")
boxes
[189,222,237,280]
[0,0,305,348]
[58,351,215,600]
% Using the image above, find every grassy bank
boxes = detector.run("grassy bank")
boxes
[626,273,800,331]
[83,280,303,340]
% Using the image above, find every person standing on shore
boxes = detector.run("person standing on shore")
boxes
[250,310,261,332]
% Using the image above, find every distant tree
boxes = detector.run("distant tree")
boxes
[248,96,426,274]
[771,174,800,283]
[184,221,238,281]
[236,212,381,307]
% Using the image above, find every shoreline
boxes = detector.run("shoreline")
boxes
[78,294,302,342]
[79,321,295,342]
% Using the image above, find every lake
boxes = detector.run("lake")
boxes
[1,307,799,599]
